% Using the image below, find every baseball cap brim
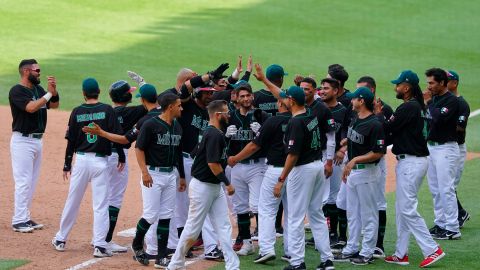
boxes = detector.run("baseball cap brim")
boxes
[279,91,288,99]
[390,78,403,84]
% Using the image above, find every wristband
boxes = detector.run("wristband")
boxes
[216,171,230,185]
[43,92,53,102]
[50,94,60,103]
[190,75,205,89]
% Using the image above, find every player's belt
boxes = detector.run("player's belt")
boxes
[148,166,174,173]
[76,151,106,157]
[352,163,376,170]
[182,152,192,159]
[396,154,407,160]
[22,133,43,139]
[240,158,261,165]
[427,141,445,146]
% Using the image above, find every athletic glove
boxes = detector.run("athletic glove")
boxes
[127,71,146,87]
[250,122,261,136]
[225,125,238,138]
[208,63,230,81]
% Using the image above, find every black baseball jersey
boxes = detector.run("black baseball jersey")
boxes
[307,99,333,151]
[227,109,269,159]
[347,114,386,163]
[253,112,292,167]
[379,100,394,121]
[426,91,459,143]
[254,89,278,116]
[456,96,470,145]
[284,110,336,166]
[337,89,352,109]
[328,103,348,151]
[191,126,228,184]
[379,99,429,156]
[114,105,147,148]
[212,89,231,103]
[125,108,161,143]
[177,98,209,154]
[66,103,123,155]
[135,117,184,177]
[9,84,51,133]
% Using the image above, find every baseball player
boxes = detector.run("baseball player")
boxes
[424,68,461,240]
[102,80,147,252]
[52,78,123,257]
[167,100,239,270]
[226,81,269,256]
[381,70,445,268]
[131,93,186,268]
[356,76,393,258]
[253,64,287,116]
[334,86,386,265]
[9,59,59,233]
[227,97,292,264]
[446,70,471,228]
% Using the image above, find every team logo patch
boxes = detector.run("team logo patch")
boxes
[440,107,449,114]
[377,139,384,145]
[327,119,335,125]
[459,115,466,121]
[288,140,294,146]
[389,115,395,121]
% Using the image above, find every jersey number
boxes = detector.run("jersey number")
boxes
[86,122,98,143]
[311,128,322,150]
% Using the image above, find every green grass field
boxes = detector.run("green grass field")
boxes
[0,260,28,270]
[210,157,480,270]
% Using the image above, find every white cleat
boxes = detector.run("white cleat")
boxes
[236,240,255,256]
[108,241,128,253]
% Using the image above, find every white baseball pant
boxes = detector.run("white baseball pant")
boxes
[287,160,333,265]
[376,157,387,211]
[454,143,467,188]
[231,159,267,214]
[140,168,177,224]
[326,164,342,205]
[10,132,43,225]
[322,150,330,205]
[168,178,240,270]
[342,164,380,258]
[106,149,128,209]
[427,142,460,232]
[394,155,438,258]
[335,155,348,210]
[54,153,109,248]
[258,166,289,256]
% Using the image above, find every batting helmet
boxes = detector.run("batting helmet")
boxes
[109,80,136,103]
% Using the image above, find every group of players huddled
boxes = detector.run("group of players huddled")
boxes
[9,57,470,270]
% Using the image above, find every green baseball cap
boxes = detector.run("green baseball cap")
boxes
[391,70,419,85]
[279,85,305,105]
[347,86,374,104]
[82,78,100,94]
[135,84,157,101]
[447,70,459,81]
[266,64,288,80]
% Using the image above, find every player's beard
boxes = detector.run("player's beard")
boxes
[28,74,41,85]
[219,117,228,131]
[395,91,404,100]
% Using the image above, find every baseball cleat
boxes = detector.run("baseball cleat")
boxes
[283,262,306,270]
[281,254,291,263]
[51,238,66,251]
[154,257,170,269]
[93,246,113,258]
[12,222,34,233]
[251,229,259,241]
[26,219,44,230]
[330,240,346,254]
[385,254,409,265]
[205,247,224,261]
[236,239,255,256]
[420,247,445,268]
[233,237,243,251]
[108,241,128,253]
[373,247,385,259]
[433,230,461,240]
[254,252,276,264]
[350,255,374,265]
[127,71,146,86]
[458,211,470,228]
[333,252,359,262]
[429,225,442,235]
[316,259,335,270]
[131,245,150,266]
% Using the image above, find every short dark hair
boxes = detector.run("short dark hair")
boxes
[159,93,179,110]
[237,86,253,94]
[207,100,227,115]
[18,59,38,74]
[425,68,448,86]
[328,64,344,72]
[365,99,374,112]
[84,93,99,99]
[328,67,349,86]
[357,76,376,89]
[300,77,317,88]
[320,78,340,89]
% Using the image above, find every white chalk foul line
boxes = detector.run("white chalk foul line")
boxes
[470,108,480,118]
[66,258,104,270]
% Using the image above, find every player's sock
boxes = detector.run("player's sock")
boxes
[376,210,386,249]
[106,206,120,242]
[456,191,465,213]
[338,208,347,240]
[237,213,251,240]
[157,219,171,258]
[177,227,184,238]
[133,218,151,250]
[327,204,339,235]
[275,202,284,230]
[254,213,259,232]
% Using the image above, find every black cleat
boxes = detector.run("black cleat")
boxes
[316,259,335,270]
[284,262,306,270]
[254,252,276,264]
[131,245,150,266]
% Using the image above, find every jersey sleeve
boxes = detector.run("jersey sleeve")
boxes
[253,118,273,147]
[65,109,77,141]
[9,87,32,111]
[320,106,336,133]
[206,131,225,163]
[429,95,459,124]
[369,122,386,154]
[135,120,152,151]
[285,119,304,155]
[381,102,412,133]
[457,98,470,130]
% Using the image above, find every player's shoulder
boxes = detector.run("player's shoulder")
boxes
[9,84,27,95]
[457,95,470,107]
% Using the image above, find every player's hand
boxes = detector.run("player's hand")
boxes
[246,55,253,73]
[324,160,333,178]
[253,63,266,82]
[178,178,187,192]
[127,71,146,87]
[47,76,57,95]
[334,150,345,166]
[342,159,355,182]
[117,162,125,172]
[142,171,153,188]
[225,184,235,196]
[423,88,432,104]
[82,122,103,135]
[209,63,230,81]
[373,98,383,114]
[250,122,261,135]
[225,125,238,138]
[62,170,71,181]
[340,138,348,147]
[236,55,243,75]
[294,74,304,86]
[273,182,284,198]
[227,156,238,167]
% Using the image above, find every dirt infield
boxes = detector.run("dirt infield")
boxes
[0,105,478,269]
